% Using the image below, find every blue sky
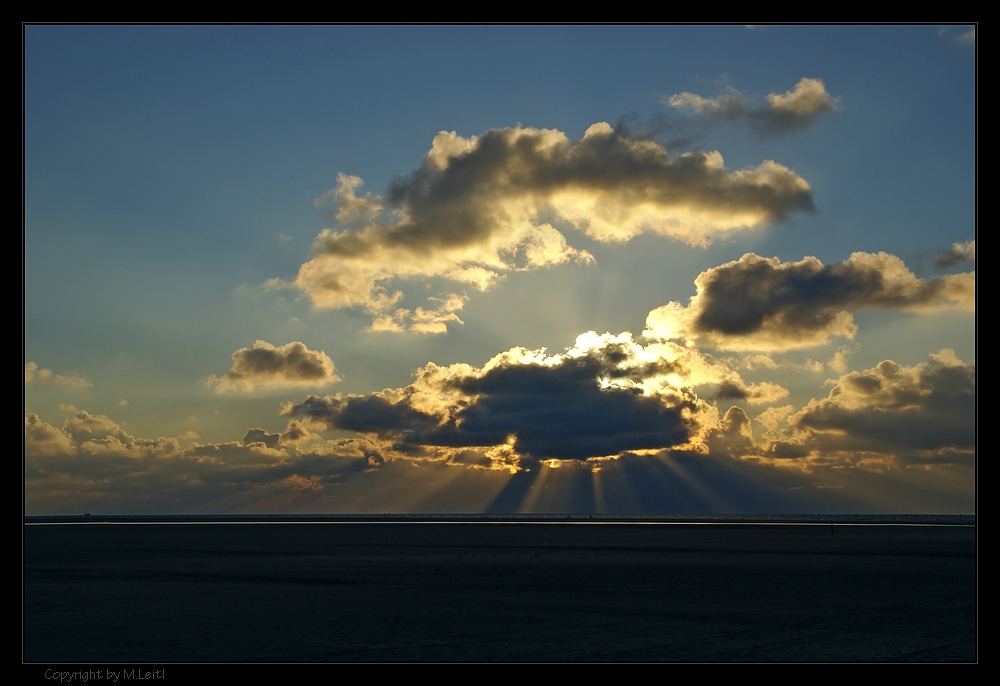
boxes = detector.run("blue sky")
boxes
[25,25,975,514]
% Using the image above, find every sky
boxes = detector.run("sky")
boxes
[24,25,976,515]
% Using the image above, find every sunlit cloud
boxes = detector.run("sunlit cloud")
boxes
[280,124,814,330]
[828,346,854,373]
[368,293,468,334]
[644,252,974,351]
[24,362,92,389]
[765,350,975,467]
[665,78,839,138]
[207,340,340,393]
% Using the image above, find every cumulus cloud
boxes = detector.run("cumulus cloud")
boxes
[284,331,788,466]
[647,350,976,471]
[935,239,975,269]
[24,362,92,389]
[666,78,839,138]
[767,351,975,467]
[645,252,975,351]
[283,125,814,329]
[207,341,340,393]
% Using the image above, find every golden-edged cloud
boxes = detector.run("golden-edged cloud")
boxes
[284,331,784,466]
[208,341,340,393]
[767,350,975,467]
[645,252,974,351]
[282,124,814,329]
[666,77,839,138]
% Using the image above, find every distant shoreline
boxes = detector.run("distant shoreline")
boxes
[25,513,975,525]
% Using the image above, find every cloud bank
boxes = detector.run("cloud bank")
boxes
[207,341,340,393]
[282,124,814,329]
[25,348,973,512]
[666,78,839,138]
[645,252,975,351]
[24,410,383,511]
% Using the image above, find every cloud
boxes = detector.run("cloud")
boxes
[935,239,975,269]
[24,413,75,457]
[25,346,972,513]
[828,346,854,373]
[25,410,383,511]
[283,125,814,329]
[284,331,790,466]
[208,341,340,393]
[767,351,975,467]
[24,362,92,389]
[666,78,839,138]
[645,252,975,351]
[713,380,788,405]
[368,293,468,334]
[24,405,972,514]
[243,419,314,449]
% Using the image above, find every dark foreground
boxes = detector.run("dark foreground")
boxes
[24,521,976,661]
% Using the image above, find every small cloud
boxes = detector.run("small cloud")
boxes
[208,341,341,393]
[25,362,93,389]
[119,399,129,407]
[935,240,975,269]
[665,77,839,138]
[828,346,854,374]
[278,233,293,246]
[367,293,468,334]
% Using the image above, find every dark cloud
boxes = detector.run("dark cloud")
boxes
[666,78,839,139]
[935,240,975,269]
[282,124,814,328]
[209,340,340,393]
[243,428,281,449]
[431,355,700,460]
[284,393,442,436]
[284,333,727,463]
[715,382,751,401]
[286,359,700,462]
[645,252,975,351]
